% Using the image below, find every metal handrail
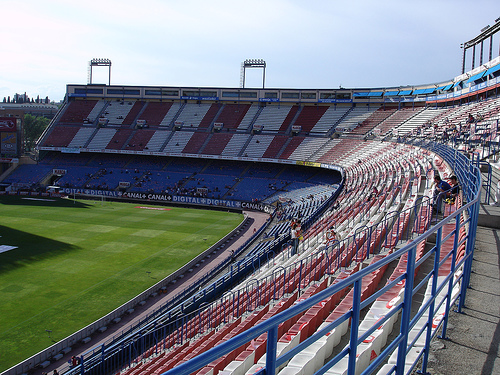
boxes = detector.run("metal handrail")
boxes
[158,144,480,375]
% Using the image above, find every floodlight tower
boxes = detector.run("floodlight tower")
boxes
[88,58,112,85]
[240,59,266,89]
[460,18,500,73]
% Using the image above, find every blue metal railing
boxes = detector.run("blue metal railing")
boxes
[62,143,481,375]
[155,144,480,375]
[60,183,345,375]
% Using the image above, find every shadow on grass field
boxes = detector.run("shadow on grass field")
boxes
[0,195,92,208]
[0,196,243,372]
[0,225,80,273]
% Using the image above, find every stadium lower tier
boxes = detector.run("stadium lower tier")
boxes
[3,153,342,208]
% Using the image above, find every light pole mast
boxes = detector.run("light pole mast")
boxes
[88,58,112,85]
[240,59,266,89]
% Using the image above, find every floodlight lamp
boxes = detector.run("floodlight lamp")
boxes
[244,59,265,66]
[90,58,112,65]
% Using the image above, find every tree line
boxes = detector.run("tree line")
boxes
[23,114,50,151]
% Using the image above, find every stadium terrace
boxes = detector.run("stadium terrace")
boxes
[1,24,500,375]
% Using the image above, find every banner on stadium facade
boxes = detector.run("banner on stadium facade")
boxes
[470,81,488,92]
[241,201,274,214]
[122,192,243,208]
[0,157,19,163]
[258,98,280,102]
[59,188,274,213]
[0,117,17,131]
[61,188,123,197]
[61,147,81,153]
[318,99,353,103]
[98,117,108,126]
[296,160,320,168]
[1,132,17,155]
[180,96,219,101]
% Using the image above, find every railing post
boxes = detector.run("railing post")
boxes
[366,224,373,258]
[396,245,416,375]
[440,214,461,340]
[80,354,85,375]
[420,226,442,375]
[99,344,106,375]
[348,279,362,374]
[458,190,479,312]
[298,260,303,295]
[265,325,279,375]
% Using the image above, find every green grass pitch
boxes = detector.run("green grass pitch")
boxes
[0,196,243,371]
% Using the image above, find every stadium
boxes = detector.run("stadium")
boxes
[1,15,500,375]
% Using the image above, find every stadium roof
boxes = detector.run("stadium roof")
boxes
[484,63,500,76]
[466,72,486,83]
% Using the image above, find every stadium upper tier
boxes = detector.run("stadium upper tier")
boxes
[37,94,500,164]
[34,56,500,164]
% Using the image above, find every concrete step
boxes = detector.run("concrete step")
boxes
[478,203,500,229]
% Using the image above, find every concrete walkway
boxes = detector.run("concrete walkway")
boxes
[426,202,500,372]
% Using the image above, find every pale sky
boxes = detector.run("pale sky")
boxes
[1,0,498,102]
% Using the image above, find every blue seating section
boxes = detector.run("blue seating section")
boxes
[245,164,281,178]
[278,166,317,181]
[165,158,208,173]
[2,164,53,186]
[13,154,339,204]
[126,156,169,170]
[86,154,130,168]
[55,166,101,188]
[40,152,94,166]
[234,177,288,201]
[308,169,342,185]
[202,160,247,176]
[128,171,190,194]
[181,174,236,198]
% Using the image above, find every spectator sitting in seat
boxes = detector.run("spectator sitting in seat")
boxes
[444,175,459,204]
[326,227,337,244]
[367,186,379,202]
[432,174,451,213]
[467,113,475,124]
